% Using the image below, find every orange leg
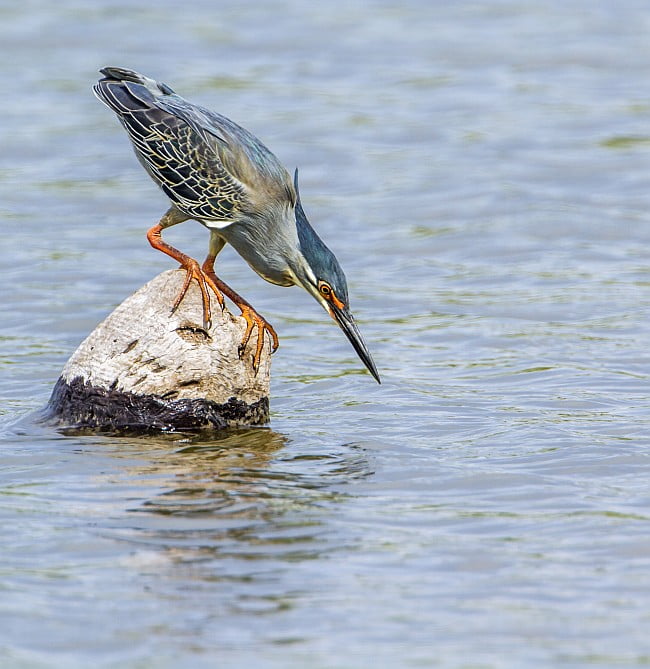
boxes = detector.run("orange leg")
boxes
[147,224,224,329]
[202,253,279,372]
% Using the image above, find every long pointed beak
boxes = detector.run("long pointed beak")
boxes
[330,305,381,384]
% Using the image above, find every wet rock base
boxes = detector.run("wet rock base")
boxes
[44,376,269,433]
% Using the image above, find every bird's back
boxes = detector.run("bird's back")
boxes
[93,67,294,224]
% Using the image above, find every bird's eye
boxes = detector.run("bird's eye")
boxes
[318,281,332,298]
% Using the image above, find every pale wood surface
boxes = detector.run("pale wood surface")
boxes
[60,269,271,409]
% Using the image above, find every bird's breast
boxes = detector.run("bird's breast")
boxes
[218,220,297,287]
[258,271,295,287]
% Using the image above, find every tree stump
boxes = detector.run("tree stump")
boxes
[44,269,272,433]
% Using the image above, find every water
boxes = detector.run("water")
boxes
[2,1,650,667]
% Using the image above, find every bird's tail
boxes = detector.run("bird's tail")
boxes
[99,67,174,93]
[93,66,175,114]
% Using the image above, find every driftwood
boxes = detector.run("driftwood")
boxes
[44,269,271,432]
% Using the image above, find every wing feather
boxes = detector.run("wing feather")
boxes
[94,77,249,224]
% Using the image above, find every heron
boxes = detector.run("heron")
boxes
[93,67,379,383]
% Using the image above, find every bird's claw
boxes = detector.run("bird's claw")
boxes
[173,256,278,372]
[171,260,224,330]
[238,305,279,373]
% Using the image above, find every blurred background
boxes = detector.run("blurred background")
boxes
[1,1,650,667]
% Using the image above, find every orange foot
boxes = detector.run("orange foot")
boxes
[147,223,224,330]
[238,304,280,372]
[171,258,224,330]
[202,256,279,373]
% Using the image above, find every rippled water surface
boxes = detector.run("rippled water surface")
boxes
[2,1,650,667]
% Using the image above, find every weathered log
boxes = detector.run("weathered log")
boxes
[44,269,271,432]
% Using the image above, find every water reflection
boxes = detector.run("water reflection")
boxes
[128,428,290,516]
[86,428,374,569]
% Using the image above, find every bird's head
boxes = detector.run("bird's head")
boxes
[288,169,380,383]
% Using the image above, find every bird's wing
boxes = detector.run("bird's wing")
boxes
[155,93,295,204]
[94,76,250,225]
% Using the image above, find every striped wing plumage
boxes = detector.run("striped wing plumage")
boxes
[94,71,250,224]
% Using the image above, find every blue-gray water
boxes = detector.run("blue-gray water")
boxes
[2,1,650,667]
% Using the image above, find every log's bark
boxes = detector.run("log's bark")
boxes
[44,269,272,432]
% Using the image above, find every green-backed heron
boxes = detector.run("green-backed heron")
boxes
[94,67,379,382]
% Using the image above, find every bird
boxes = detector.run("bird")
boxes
[93,67,380,383]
